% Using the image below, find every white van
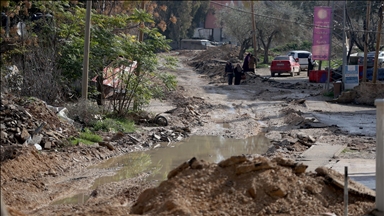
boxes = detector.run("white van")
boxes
[288,50,312,71]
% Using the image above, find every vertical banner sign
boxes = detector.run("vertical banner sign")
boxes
[344,65,359,90]
[312,7,332,60]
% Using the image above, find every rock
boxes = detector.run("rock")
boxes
[293,163,308,174]
[0,131,8,140]
[320,213,337,216]
[44,142,52,150]
[272,157,296,167]
[18,127,30,143]
[308,135,316,143]
[98,141,115,151]
[296,132,308,141]
[247,187,257,199]
[236,161,276,175]
[110,132,124,141]
[266,185,287,198]
[190,159,203,169]
[34,144,42,151]
[153,134,161,140]
[218,155,247,167]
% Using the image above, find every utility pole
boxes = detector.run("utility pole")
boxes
[363,1,371,82]
[251,1,257,70]
[133,1,146,111]
[341,0,347,91]
[139,1,145,42]
[372,2,383,84]
[82,0,92,100]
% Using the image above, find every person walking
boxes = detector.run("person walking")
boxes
[234,63,243,85]
[224,61,234,85]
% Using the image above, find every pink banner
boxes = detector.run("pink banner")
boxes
[312,7,332,60]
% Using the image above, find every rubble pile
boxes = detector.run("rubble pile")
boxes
[189,44,240,63]
[163,89,212,128]
[184,45,242,81]
[0,93,78,161]
[131,155,375,216]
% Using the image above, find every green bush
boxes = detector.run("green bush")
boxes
[93,118,135,133]
[79,129,103,142]
[70,129,103,145]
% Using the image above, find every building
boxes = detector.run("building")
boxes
[203,1,242,43]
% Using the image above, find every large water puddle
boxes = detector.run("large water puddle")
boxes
[52,134,271,205]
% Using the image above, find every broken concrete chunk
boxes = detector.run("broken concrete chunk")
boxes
[30,134,43,145]
[44,142,52,150]
[153,134,161,140]
[308,135,316,143]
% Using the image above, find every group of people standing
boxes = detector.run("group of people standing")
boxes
[225,62,242,85]
[224,53,257,85]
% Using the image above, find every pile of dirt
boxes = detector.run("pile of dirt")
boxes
[0,92,78,161]
[190,45,240,63]
[130,155,375,216]
[184,45,241,82]
[335,82,384,106]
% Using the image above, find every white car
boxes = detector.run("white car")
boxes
[287,50,312,71]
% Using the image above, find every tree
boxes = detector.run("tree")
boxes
[215,7,252,59]
[1,0,177,113]
[254,1,305,64]
[216,1,304,63]
[153,1,209,47]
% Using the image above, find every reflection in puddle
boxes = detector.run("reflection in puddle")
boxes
[52,153,156,205]
[51,135,270,205]
[51,193,90,205]
[146,135,270,182]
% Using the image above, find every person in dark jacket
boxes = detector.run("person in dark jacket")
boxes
[234,63,243,85]
[248,54,256,73]
[307,54,315,77]
[242,53,250,72]
[224,61,234,85]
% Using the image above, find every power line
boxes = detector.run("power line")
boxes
[211,1,384,35]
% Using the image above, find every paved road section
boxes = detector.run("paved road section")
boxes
[296,142,347,172]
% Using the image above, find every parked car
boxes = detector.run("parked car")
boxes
[270,55,301,77]
[357,51,384,68]
[287,50,311,71]
[377,51,384,68]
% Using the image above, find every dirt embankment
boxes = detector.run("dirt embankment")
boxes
[130,156,375,216]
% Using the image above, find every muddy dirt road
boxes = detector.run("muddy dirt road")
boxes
[0,49,379,215]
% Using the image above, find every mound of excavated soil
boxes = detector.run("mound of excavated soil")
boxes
[131,156,375,216]
[190,45,240,63]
